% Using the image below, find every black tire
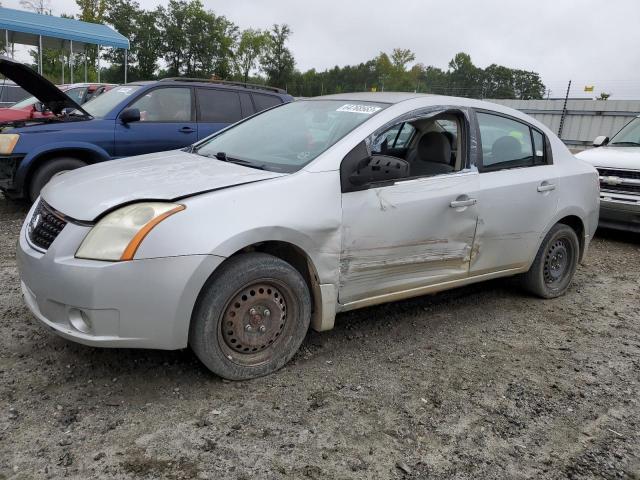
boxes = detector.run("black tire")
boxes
[189,253,311,380]
[28,157,87,203]
[521,223,580,298]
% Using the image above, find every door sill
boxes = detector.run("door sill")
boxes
[337,267,526,312]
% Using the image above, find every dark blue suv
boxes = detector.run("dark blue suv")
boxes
[0,57,293,201]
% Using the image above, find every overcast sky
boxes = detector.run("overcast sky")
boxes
[3,0,640,98]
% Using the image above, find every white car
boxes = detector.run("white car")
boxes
[575,116,640,232]
[17,93,599,380]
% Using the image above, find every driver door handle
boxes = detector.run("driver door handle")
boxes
[179,126,195,133]
[450,198,477,208]
[537,182,556,192]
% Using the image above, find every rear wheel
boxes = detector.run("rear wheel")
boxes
[189,253,311,380]
[521,223,580,298]
[28,157,87,203]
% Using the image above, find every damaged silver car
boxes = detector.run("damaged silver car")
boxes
[17,93,600,379]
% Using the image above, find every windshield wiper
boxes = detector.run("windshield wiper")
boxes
[205,151,267,170]
[610,141,640,146]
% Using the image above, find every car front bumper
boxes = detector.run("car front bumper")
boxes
[17,213,224,350]
[599,191,640,232]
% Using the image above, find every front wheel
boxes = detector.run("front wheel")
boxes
[28,157,87,202]
[189,253,311,380]
[521,223,580,298]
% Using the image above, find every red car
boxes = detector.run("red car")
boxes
[0,83,116,122]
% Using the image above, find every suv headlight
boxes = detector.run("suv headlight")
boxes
[0,134,19,155]
[76,202,185,261]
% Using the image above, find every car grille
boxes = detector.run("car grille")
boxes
[597,168,640,196]
[597,168,640,180]
[27,201,67,250]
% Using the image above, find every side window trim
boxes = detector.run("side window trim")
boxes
[125,86,195,123]
[473,108,553,172]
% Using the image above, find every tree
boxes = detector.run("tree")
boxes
[76,0,108,81]
[135,9,162,79]
[447,52,483,98]
[390,48,415,72]
[159,0,237,78]
[235,29,268,83]
[261,24,295,89]
[19,0,51,14]
[597,92,611,100]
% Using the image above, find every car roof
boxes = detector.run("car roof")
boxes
[314,92,435,104]
[127,78,288,96]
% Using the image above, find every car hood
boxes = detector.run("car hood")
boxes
[0,56,87,116]
[575,146,640,170]
[42,150,286,221]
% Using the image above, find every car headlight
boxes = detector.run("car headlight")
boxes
[76,202,185,261]
[0,134,19,155]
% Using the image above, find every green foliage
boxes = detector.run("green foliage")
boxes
[288,50,545,99]
[261,24,295,89]
[159,0,237,78]
[234,29,269,83]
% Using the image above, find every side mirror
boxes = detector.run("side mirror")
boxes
[593,135,609,147]
[119,107,141,124]
[33,102,44,113]
[349,155,410,186]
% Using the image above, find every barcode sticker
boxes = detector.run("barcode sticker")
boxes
[336,104,382,115]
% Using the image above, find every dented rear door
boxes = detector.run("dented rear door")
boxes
[339,171,480,305]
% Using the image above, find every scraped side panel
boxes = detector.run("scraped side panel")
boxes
[339,173,480,304]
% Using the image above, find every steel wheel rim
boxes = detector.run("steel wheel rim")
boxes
[543,238,572,286]
[218,279,293,367]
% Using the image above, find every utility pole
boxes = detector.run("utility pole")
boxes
[557,80,571,138]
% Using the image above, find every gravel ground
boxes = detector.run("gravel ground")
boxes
[1,195,639,480]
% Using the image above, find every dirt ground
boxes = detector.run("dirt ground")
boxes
[1,194,639,480]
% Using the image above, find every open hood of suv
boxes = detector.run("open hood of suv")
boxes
[0,56,88,116]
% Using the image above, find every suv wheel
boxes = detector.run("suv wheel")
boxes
[189,253,311,380]
[521,223,580,298]
[28,157,87,202]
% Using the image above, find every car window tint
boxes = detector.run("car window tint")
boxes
[477,112,534,170]
[65,87,87,104]
[239,92,255,117]
[197,88,242,123]
[252,93,282,112]
[8,86,27,103]
[131,87,192,122]
[532,129,546,165]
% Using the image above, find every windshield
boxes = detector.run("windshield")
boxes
[195,100,388,172]
[610,117,640,146]
[10,96,37,109]
[82,85,141,118]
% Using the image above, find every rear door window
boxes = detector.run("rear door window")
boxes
[477,112,535,170]
[196,88,242,123]
[252,93,282,112]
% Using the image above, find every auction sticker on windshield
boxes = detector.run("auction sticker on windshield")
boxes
[336,104,382,114]
[116,87,136,95]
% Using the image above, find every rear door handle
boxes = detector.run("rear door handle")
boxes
[537,182,556,192]
[179,126,195,133]
[450,198,477,208]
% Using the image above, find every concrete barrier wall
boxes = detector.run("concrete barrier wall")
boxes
[485,99,640,150]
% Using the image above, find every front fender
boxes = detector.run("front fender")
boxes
[15,142,112,192]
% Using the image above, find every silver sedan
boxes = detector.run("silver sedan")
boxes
[17,93,599,379]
